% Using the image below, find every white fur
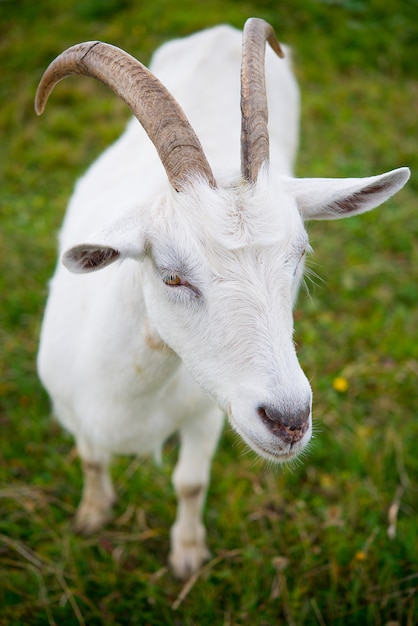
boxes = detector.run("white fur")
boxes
[37,24,410,578]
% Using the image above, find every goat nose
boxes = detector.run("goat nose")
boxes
[257,404,310,445]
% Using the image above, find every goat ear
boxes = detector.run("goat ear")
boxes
[63,244,123,273]
[284,167,410,221]
[62,213,144,274]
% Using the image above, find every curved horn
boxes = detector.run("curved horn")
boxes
[240,18,284,183]
[35,41,216,191]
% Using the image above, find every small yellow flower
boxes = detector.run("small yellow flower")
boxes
[355,551,366,561]
[333,376,349,393]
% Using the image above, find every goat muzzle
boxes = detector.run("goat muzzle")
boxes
[257,404,310,446]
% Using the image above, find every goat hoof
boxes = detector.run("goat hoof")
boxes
[169,541,211,579]
[73,502,113,535]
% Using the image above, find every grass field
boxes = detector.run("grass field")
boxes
[1,0,417,624]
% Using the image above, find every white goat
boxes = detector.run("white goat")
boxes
[36,18,409,578]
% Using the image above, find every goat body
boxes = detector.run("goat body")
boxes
[36,20,410,578]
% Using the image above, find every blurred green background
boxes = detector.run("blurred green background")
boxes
[0,1,417,624]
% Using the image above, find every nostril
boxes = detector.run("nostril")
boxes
[257,404,310,445]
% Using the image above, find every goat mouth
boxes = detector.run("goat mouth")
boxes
[248,437,301,464]
[227,410,302,464]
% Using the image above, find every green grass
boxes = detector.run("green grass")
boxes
[1,0,417,624]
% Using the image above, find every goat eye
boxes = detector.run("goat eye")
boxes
[163,272,182,286]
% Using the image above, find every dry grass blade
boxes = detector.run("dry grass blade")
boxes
[387,486,404,540]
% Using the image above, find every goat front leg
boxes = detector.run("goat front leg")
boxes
[169,407,224,579]
[73,439,116,535]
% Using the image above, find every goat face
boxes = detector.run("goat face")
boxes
[63,172,313,463]
[145,176,313,462]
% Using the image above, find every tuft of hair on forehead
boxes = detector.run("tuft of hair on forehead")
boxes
[170,167,307,252]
